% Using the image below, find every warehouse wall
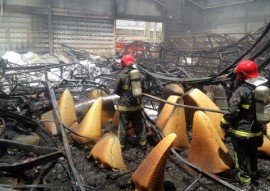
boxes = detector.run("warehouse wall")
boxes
[164,0,206,39]
[0,0,115,57]
[0,13,48,56]
[4,0,115,17]
[1,0,270,57]
[4,0,46,7]
[201,0,270,33]
[116,0,163,21]
[0,0,165,57]
[163,0,270,39]
[52,0,115,18]
[52,16,114,54]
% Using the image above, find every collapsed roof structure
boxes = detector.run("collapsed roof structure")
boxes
[0,23,270,191]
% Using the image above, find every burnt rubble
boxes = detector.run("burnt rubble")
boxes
[0,23,270,191]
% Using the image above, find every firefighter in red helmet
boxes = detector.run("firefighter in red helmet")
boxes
[234,60,260,80]
[119,54,135,68]
[113,55,148,151]
[220,60,268,188]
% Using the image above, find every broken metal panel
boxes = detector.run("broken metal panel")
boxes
[138,23,269,79]
[168,32,239,50]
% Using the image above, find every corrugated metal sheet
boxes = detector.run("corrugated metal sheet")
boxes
[0,13,48,54]
[52,16,114,56]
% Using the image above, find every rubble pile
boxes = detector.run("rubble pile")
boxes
[0,23,270,191]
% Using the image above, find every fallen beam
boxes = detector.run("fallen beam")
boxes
[45,74,86,191]
[0,138,58,155]
[0,151,63,173]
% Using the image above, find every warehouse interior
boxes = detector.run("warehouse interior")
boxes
[0,0,270,191]
[1,0,270,56]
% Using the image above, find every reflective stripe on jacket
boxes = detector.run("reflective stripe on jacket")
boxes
[117,105,143,112]
[228,128,264,138]
[223,83,264,138]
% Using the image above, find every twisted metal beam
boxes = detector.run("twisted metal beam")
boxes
[45,72,85,191]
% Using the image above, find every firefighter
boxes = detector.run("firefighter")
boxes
[113,54,147,151]
[220,60,268,188]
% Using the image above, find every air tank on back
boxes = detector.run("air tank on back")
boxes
[130,70,142,97]
[213,84,228,111]
[254,85,270,124]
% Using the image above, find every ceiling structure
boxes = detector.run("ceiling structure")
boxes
[188,0,254,9]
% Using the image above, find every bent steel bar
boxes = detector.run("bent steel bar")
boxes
[0,109,37,128]
[46,72,85,191]
[171,149,243,191]
[142,93,225,114]
[0,138,58,154]
[0,183,78,189]
[0,151,63,173]
[137,63,211,82]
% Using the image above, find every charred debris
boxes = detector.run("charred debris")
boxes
[0,23,270,191]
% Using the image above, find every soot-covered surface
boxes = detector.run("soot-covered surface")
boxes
[39,127,270,191]
[0,90,270,191]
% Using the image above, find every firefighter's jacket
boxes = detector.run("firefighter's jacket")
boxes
[221,82,265,139]
[113,66,147,112]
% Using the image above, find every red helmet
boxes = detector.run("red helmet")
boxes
[120,55,135,67]
[235,60,259,80]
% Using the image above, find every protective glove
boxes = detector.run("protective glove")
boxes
[262,126,270,141]
[220,121,229,131]
[220,122,230,139]
[263,126,267,135]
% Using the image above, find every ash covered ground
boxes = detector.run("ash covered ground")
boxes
[39,129,270,191]
[1,90,270,191]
